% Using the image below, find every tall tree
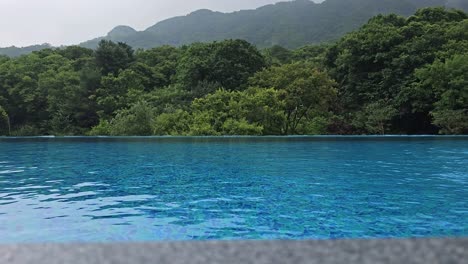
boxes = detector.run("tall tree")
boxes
[0,105,10,135]
[176,40,265,92]
[250,62,337,134]
[95,40,135,76]
[414,54,468,134]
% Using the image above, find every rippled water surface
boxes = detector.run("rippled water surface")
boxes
[0,137,467,243]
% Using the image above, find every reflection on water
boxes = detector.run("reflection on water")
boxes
[0,137,467,243]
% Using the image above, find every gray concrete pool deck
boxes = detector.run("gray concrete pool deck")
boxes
[0,238,467,264]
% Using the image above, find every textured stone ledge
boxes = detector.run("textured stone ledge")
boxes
[1,238,466,264]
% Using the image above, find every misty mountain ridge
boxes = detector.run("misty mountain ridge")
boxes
[1,0,467,57]
[81,0,453,49]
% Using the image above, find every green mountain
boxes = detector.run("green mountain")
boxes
[0,44,53,57]
[1,0,466,57]
[81,0,465,49]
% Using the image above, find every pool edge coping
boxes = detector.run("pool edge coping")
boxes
[1,237,467,264]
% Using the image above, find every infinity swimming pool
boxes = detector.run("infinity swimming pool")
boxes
[0,137,467,243]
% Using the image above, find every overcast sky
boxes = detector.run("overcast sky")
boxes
[0,0,321,47]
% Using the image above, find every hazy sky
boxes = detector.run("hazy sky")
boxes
[0,0,321,47]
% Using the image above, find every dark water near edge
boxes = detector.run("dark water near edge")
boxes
[0,136,467,243]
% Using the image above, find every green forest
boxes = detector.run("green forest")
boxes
[0,7,467,136]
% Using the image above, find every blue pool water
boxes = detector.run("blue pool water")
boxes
[0,136,467,243]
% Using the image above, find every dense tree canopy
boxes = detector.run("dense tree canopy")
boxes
[325,7,468,134]
[176,40,265,92]
[250,62,337,134]
[0,8,466,136]
[416,54,468,134]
